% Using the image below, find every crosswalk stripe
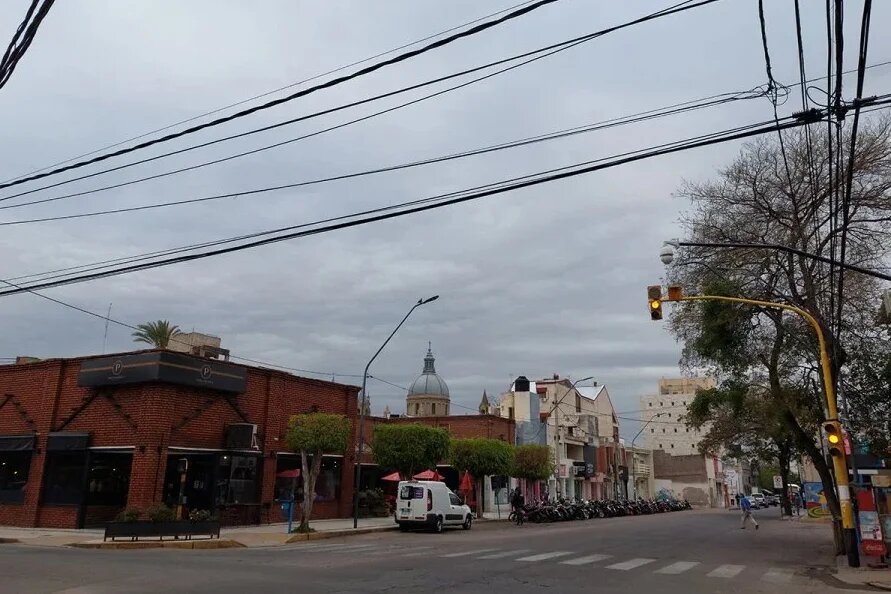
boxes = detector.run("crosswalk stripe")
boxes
[606,558,656,571]
[708,564,745,578]
[560,554,612,566]
[441,548,499,558]
[302,543,375,553]
[479,549,532,559]
[655,561,700,574]
[516,551,574,562]
[761,568,794,584]
[365,546,422,556]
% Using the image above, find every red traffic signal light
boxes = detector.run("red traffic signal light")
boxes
[823,421,844,457]
[647,285,663,321]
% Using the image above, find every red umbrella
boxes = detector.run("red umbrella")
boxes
[413,469,444,481]
[277,469,300,478]
[381,471,402,482]
[458,471,473,494]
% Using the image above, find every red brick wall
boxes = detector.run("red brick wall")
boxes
[0,351,359,528]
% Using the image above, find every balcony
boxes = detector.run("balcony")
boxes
[633,463,651,476]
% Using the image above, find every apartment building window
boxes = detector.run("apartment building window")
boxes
[650,428,654,433]
[575,394,581,413]
[670,444,674,449]
[660,402,663,407]
[667,413,672,418]
[662,428,665,433]
[648,403,652,407]
[674,428,678,433]
[671,401,675,406]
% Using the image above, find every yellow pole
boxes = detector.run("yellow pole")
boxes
[675,295,856,535]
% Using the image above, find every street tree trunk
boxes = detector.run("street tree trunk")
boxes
[777,439,793,517]
[298,450,323,532]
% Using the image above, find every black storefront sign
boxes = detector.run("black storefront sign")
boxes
[0,434,35,451]
[47,432,89,451]
[583,445,597,477]
[78,351,247,394]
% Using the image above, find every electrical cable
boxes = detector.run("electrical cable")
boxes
[834,0,873,351]
[0,111,835,299]
[0,0,565,192]
[0,0,721,204]
[0,273,361,379]
[0,86,767,223]
[0,0,541,184]
[0,0,55,90]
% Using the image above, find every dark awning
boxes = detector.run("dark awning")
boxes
[0,434,35,451]
[47,432,90,451]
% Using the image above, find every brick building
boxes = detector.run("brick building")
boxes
[0,350,360,528]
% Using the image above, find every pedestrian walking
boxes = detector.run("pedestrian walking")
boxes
[510,488,525,525]
[740,495,759,530]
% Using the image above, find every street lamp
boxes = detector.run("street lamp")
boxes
[352,295,439,529]
[630,413,664,500]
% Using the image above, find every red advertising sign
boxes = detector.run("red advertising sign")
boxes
[856,489,887,557]
[844,434,852,456]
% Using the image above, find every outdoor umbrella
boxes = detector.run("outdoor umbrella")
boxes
[413,469,444,481]
[381,471,402,482]
[458,471,473,494]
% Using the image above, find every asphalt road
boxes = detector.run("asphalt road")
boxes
[0,509,855,593]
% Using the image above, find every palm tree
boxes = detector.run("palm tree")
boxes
[132,320,182,349]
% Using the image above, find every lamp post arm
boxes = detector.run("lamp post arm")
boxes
[674,240,891,282]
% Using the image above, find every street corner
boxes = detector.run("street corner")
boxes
[285,525,397,544]
[69,539,246,550]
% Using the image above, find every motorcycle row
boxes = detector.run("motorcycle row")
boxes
[509,497,692,524]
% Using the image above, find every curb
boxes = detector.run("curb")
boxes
[868,583,891,592]
[285,525,397,544]
[69,539,246,550]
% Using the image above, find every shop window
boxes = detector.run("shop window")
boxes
[315,457,342,502]
[0,451,32,503]
[43,452,87,505]
[86,453,132,507]
[224,455,259,504]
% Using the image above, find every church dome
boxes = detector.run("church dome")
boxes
[408,346,449,398]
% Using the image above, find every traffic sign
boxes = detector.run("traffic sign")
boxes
[773,475,783,489]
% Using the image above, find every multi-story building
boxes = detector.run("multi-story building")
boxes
[641,377,727,507]
[640,377,714,455]
[499,375,624,501]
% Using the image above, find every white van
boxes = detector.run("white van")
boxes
[395,480,473,533]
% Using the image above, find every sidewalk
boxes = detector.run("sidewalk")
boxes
[833,555,891,591]
[0,517,397,549]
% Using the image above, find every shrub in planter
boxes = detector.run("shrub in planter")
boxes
[115,508,141,523]
[146,503,176,522]
[188,509,214,522]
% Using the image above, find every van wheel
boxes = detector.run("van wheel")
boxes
[462,515,472,530]
[434,516,444,533]
[399,525,409,532]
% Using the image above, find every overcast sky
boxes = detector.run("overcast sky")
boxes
[1,0,889,438]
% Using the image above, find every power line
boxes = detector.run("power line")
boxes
[0,0,55,90]
[0,0,722,206]
[0,0,564,192]
[0,0,541,183]
[835,0,873,351]
[0,110,845,299]
[0,272,364,379]
[0,86,767,223]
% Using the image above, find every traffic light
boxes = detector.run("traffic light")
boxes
[823,421,844,458]
[647,285,663,321]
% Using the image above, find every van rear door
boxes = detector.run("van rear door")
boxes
[398,484,427,521]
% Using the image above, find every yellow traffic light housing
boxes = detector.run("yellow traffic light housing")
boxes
[823,421,844,457]
[647,285,663,321]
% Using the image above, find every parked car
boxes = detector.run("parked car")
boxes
[750,493,766,508]
[395,480,472,533]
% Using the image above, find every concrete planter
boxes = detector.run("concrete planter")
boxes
[103,520,221,542]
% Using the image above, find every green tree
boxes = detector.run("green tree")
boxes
[131,320,182,349]
[285,413,351,532]
[511,444,554,485]
[372,424,450,479]
[669,118,891,551]
[450,438,514,514]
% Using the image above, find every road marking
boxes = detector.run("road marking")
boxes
[655,561,700,574]
[761,568,794,584]
[606,558,656,571]
[479,549,532,559]
[441,548,499,558]
[560,554,612,566]
[516,551,574,562]
[708,564,745,578]
[301,543,375,553]
[365,546,426,556]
